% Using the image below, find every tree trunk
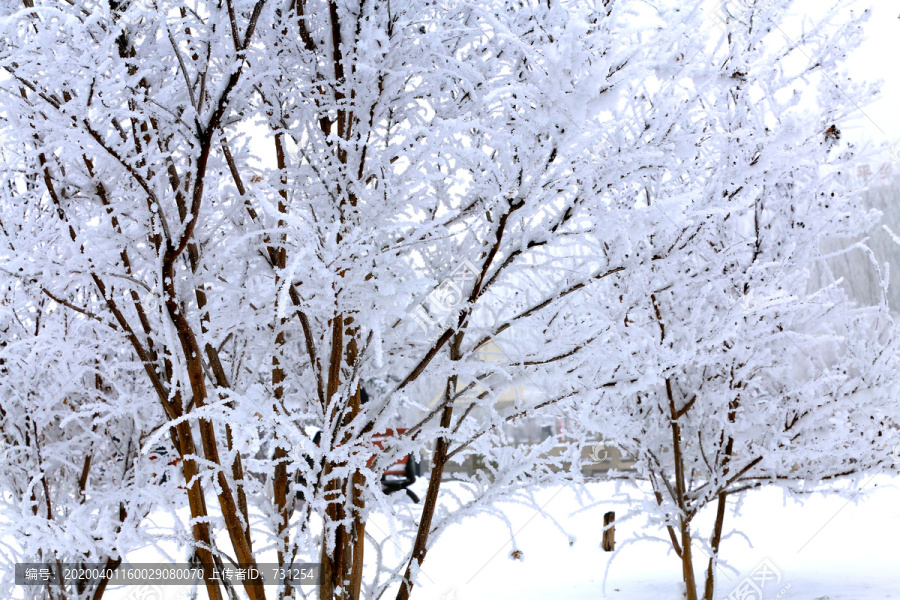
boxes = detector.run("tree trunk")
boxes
[396,375,457,600]
[680,519,699,600]
[319,314,349,600]
[319,472,348,600]
[347,469,367,600]
[703,491,728,600]
[660,368,698,600]
[175,420,225,600]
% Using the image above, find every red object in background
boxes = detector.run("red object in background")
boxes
[148,449,184,489]
[367,428,410,476]
[362,428,419,501]
[306,426,420,502]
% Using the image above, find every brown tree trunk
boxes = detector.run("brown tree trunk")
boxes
[396,375,457,600]
[320,349,368,600]
[663,371,697,600]
[175,420,225,600]
[163,283,266,600]
[344,377,366,600]
[90,555,122,600]
[319,314,347,600]
[272,442,292,564]
[319,474,348,600]
[347,468,367,600]
[703,491,728,600]
[680,519,699,600]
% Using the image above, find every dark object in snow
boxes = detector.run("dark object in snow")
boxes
[147,444,181,485]
[295,387,421,503]
[369,428,420,501]
[509,549,524,561]
[602,511,615,551]
[296,427,420,502]
[109,435,180,485]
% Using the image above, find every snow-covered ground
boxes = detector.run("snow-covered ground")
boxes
[409,475,900,600]
[34,474,900,600]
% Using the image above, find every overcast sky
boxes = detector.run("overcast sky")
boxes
[842,0,900,150]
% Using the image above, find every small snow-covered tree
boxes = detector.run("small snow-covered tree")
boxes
[571,2,900,600]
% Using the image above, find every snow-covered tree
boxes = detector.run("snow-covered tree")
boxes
[0,1,692,599]
[3,2,896,600]
[570,3,900,600]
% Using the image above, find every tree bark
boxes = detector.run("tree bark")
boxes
[664,373,697,600]
[174,419,225,600]
[703,491,728,600]
[395,375,457,600]
[319,314,347,600]
[680,519,699,600]
[347,469,367,600]
[163,273,266,600]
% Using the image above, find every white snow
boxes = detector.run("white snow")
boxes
[79,475,900,600]
[410,477,900,600]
